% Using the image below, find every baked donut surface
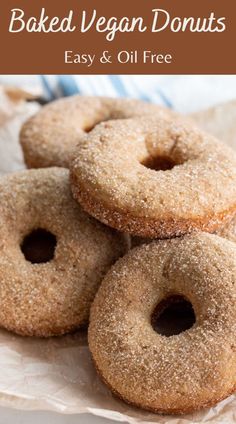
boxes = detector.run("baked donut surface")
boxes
[132,214,236,248]
[218,214,236,243]
[71,116,236,238]
[0,167,127,337]
[89,233,236,414]
[20,96,174,168]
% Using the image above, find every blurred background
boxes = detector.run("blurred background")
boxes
[1,75,236,112]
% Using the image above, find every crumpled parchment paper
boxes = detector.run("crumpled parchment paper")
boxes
[191,100,236,151]
[0,86,39,175]
[0,88,235,423]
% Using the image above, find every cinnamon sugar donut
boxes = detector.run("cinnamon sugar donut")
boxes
[132,214,236,247]
[218,214,236,243]
[71,116,236,238]
[20,96,174,168]
[89,233,236,414]
[0,168,127,337]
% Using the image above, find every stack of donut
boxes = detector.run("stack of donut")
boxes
[1,95,236,415]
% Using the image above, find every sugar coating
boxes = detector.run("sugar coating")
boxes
[20,96,175,169]
[218,214,236,243]
[0,168,128,337]
[132,214,236,248]
[70,116,236,238]
[88,232,236,414]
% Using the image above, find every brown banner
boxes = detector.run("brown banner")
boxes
[0,0,235,74]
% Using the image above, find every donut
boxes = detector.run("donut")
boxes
[71,116,236,239]
[131,214,236,248]
[0,167,128,337]
[89,232,236,414]
[20,95,175,168]
[217,214,236,243]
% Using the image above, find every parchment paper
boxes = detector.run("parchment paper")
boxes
[0,88,235,423]
[191,100,236,151]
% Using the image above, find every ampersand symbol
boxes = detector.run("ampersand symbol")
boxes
[100,51,112,64]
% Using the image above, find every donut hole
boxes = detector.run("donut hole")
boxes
[21,229,57,264]
[151,295,196,337]
[141,156,176,171]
